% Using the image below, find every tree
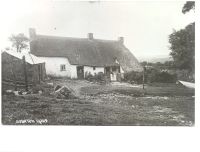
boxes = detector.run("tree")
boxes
[182,1,195,14]
[169,23,195,72]
[168,1,195,73]
[140,61,148,66]
[164,61,175,69]
[9,33,29,52]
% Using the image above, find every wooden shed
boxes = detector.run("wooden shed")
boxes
[2,50,46,90]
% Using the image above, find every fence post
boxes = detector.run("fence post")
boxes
[38,65,40,84]
[143,66,145,90]
[10,63,17,91]
[23,56,28,91]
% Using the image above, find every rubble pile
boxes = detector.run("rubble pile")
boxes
[4,83,77,99]
[53,85,77,99]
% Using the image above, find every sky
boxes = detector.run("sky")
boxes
[0,0,195,60]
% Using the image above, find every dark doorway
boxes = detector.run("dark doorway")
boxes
[77,66,84,79]
[105,67,110,75]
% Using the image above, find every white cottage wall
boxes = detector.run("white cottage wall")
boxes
[38,57,77,78]
[35,56,124,80]
[70,65,78,78]
[120,66,125,73]
[84,66,104,77]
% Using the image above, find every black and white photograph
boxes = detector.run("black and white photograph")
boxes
[1,0,195,126]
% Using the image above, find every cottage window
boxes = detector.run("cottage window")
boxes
[93,67,96,70]
[60,64,66,71]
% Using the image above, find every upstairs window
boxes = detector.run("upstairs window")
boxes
[60,64,66,71]
[93,67,96,70]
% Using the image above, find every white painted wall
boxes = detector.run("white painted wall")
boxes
[70,65,78,78]
[38,57,77,78]
[84,66,104,77]
[120,66,124,73]
[36,56,124,80]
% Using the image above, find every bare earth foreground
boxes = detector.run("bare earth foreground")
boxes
[2,79,195,126]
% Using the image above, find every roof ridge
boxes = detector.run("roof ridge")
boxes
[36,34,86,40]
[35,34,118,43]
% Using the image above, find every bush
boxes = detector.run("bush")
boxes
[94,72,105,81]
[153,71,177,83]
[47,75,71,80]
[124,69,177,84]
[85,72,93,81]
[85,72,105,83]
[175,70,194,82]
[146,68,159,83]
[147,68,177,83]
[124,71,144,84]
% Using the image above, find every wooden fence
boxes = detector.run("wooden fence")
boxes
[2,52,46,91]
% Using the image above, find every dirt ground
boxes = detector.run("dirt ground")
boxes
[2,79,195,126]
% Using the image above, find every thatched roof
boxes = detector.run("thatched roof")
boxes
[30,34,143,72]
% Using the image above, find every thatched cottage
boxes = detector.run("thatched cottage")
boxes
[29,28,142,81]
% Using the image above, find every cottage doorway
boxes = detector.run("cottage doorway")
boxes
[105,67,111,75]
[77,66,84,79]
[105,66,121,81]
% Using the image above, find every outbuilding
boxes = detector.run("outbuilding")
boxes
[2,50,46,88]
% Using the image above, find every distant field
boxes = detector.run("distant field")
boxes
[2,80,195,126]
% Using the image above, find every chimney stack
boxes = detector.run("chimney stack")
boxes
[88,33,93,40]
[118,37,124,44]
[29,28,36,40]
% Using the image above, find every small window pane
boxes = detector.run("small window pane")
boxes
[60,65,66,71]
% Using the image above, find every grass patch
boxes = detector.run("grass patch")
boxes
[2,82,195,126]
